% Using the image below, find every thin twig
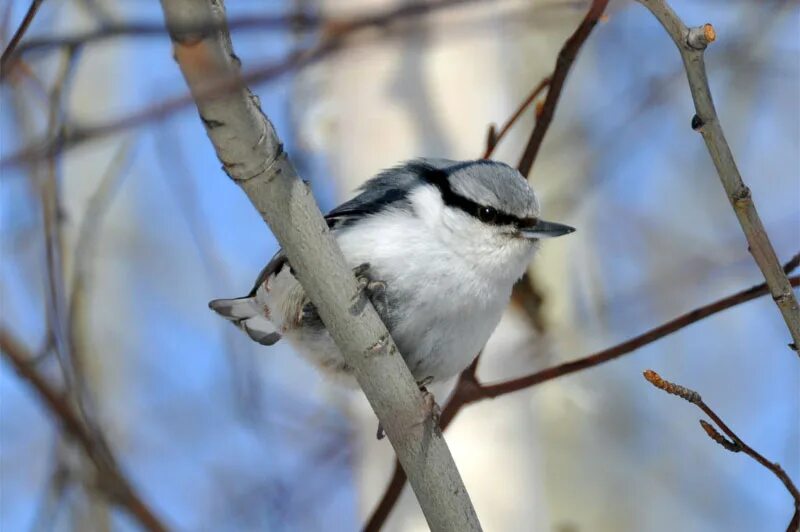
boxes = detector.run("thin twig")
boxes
[643,370,800,531]
[10,13,318,58]
[634,0,800,353]
[10,0,488,59]
[482,76,550,159]
[1,0,483,167]
[516,0,609,178]
[0,0,44,76]
[39,47,81,401]
[365,268,800,529]
[0,328,170,532]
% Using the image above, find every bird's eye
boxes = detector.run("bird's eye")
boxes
[477,206,498,223]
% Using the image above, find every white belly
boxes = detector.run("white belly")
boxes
[272,199,533,383]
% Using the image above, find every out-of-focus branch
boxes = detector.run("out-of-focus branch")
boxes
[1,0,483,167]
[0,328,169,532]
[39,47,82,400]
[516,0,609,178]
[643,370,800,531]
[69,140,135,372]
[158,1,481,530]
[10,13,317,58]
[10,0,484,60]
[0,0,44,76]
[635,0,800,353]
[367,264,800,528]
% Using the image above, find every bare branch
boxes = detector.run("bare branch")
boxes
[0,328,169,532]
[479,274,800,398]
[158,1,481,530]
[367,270,800,527]
[9,0,487,60]
[1,0,484,167]
[634,0,800,353]
[0,0,44,76]
[10,13,318,58]
[643,370,800,531]
[516,0,609,178]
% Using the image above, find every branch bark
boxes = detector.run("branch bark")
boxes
[157,1,481,530]
[635,0,800,353]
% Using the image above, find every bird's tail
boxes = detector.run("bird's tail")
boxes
[208,297,282,346]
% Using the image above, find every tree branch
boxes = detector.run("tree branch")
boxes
[8,0,483,60]
[367,266,800,528]
[158,1,481,530]
[0,0,44,77]
[516,0,609,178]
[643,370,800,531]
[0,328,169,532]
[634,0,800,353]
[1,0,484,167]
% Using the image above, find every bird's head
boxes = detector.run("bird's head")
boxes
[407,159,574,278]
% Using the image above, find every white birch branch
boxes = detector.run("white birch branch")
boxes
[635,0,800,353]
[157,1,482,530]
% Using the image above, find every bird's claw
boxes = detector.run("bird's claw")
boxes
[374,382,441,441]
[353,263,389,316]
[418,383,441,426]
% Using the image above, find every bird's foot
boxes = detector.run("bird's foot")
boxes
[375,378,440,441]
[418,381,441,426]
[353,263,388,316]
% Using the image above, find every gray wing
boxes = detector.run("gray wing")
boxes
[249,158,451,292]
[324,160,440,229]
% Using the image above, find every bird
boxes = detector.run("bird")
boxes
[209,158,574,387]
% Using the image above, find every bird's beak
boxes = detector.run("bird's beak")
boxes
[518,218,576,240]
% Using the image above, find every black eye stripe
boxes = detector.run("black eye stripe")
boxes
[413,162,534,228]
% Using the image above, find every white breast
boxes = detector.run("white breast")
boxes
[333,186,535,381]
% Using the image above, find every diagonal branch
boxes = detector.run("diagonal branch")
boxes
[0,328,169,532]
[643,370,800,531]
[0,0,44,76]
[634,0,800,353]
[158,1,481,530]
[516,0,609,178]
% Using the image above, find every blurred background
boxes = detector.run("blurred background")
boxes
[1,0,798,530]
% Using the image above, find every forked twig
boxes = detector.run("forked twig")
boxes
[643,370,800,531]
